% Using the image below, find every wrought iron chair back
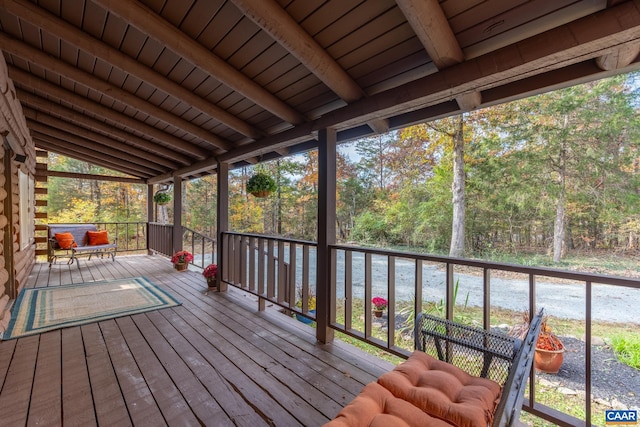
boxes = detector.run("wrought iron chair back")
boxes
[415,310,544,427]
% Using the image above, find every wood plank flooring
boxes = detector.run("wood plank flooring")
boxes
[0,255,395,426]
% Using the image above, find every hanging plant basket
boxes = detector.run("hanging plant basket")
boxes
[153,191,172,205]
[246,172,276,198]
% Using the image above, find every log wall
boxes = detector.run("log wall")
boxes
[0,50,36,333]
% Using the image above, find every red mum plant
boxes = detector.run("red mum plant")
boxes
[202,264,218,279]
[372,296,388,311]
[171,250,193,264]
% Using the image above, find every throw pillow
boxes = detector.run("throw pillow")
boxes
[87,230,110,245]
[54,232,77,250]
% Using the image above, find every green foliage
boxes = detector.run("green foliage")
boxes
[611,333,640,370]
[246,172,277,194]
[351,211,388,243]
[153,192,171,205]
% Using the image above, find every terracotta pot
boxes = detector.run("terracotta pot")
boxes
[534,347,565,374]
[373,309,384,318]
[174,262,188,272]
[251,190,272,198]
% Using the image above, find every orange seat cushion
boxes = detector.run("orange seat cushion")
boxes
[54,232,77,250]
[324,382,454,427]
[87,230,110,245]
[377,351,502,427]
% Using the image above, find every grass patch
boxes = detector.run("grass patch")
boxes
[611,333,640,370]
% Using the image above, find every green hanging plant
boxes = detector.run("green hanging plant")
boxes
[246,172,277,197]
[153,191,172,205]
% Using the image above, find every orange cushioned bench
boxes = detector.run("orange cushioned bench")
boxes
[325,311,543,427]
[48,224,117,268]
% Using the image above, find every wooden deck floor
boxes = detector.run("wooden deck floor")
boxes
[0,255,395,426]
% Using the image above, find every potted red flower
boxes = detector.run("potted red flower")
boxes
[171,250,193,272]
[372,296,388,318]
[202,263,218,289]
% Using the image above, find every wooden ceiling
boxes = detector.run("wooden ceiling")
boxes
[1,0,639,183]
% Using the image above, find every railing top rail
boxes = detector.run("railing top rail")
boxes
[331,243,640,289]
[223,231,317,247]
[48,221,146,225]
[183,226,215,240]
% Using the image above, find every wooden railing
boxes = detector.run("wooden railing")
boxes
[330,244,640,427]
[221,231,317,321]
[149,223,216,269]
[183,226,216,269]
[148,222,174,257]
[221,231,640,426]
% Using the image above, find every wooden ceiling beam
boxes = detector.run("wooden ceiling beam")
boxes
[16,90,192,166]
[232,0,389,134]
[219,1,640,163]
[596,42,640,70]
[313,0,640,130]
[23,108,175,170]
[395,0,464,68]
[46,170,145,184]
[28,122,166,174]
[33,136,153,179]
[231,0,364,103]
[93,0,306,125]
[8,66,208,160]
[395,0,481,111]
[1,0,263,141]
[1,34,230,152]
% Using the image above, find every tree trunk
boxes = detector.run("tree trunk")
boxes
[449,115,465,257]
[553,141,567,262]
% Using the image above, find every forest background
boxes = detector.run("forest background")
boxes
[46,73,640,266]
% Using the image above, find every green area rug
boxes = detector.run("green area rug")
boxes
[3,276,181,340]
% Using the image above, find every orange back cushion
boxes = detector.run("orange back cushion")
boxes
[54,232,77,250]
[87,230,109,245]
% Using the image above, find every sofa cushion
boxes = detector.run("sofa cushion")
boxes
[377,351,502,427]
[87,230,109,245]
[324,382,454,427]
[54,232,77,250]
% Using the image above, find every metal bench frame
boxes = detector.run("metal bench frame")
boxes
[47,224,117,268]
[415,310,544,427]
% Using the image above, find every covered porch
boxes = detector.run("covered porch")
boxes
[0,254,394,426]
[1,0,640,425]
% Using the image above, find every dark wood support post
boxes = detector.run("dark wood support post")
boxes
[217,161,229,292]
[172,175,183,254]
[147,184,154,255]
[317,127,336,344]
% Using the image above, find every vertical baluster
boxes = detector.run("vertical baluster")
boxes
[277,240,285,303]
[288,242,297,309]
[258,238,265,297]
[267,240,275,300]
[302,245,309,313]
[388,255,396,350]
[364,252,372,340]
[414,259,422,341]
[249,236,256,293]
[240,236,247,289]
[483,268,491,331]
[345,250,353,331]
[446,263,454,321]
[585,281,592,427]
